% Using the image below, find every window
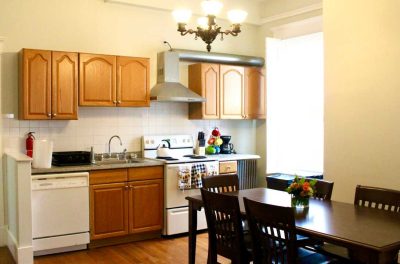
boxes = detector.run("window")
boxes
[266,32,324,175]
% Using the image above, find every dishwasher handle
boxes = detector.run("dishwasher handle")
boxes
[32,172,89,190]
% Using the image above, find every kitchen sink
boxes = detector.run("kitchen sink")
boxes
[94,158,144,165]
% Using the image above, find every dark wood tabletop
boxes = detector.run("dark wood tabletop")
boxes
[186,188,400,264]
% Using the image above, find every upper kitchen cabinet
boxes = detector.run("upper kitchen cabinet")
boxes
[188,63,265,120]
[117,56,150,107]
[52,52,78,119]
[79,53,116,106]
[20,49,78,120]
[244,67,266,119]
[79,53,150,107]
[220,65,245,119]
[188,63,220,119]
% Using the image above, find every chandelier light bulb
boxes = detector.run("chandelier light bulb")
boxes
[197,17,209,29]
[227,9,248,24]
[201,0,223,16]
[172,9,192,23]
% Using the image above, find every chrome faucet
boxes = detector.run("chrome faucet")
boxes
[108,135,123,155]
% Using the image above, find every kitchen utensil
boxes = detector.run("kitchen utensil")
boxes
[157,139,171,157]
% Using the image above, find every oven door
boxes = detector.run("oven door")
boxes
[165,161,219,209]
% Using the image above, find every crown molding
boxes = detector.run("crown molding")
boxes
[260,3,322,24]
[104,0,262,25]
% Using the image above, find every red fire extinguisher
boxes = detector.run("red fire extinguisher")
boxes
[26,132,35,158]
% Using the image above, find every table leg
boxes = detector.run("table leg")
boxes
[188,201,198,264]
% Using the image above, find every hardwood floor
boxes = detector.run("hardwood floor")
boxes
[0,246,15,264]
[33,233,229,264]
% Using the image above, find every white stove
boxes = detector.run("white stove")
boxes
[142,135,218,235]
[142,135,216,163]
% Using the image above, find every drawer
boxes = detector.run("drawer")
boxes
[219,161,237,174]
[89,169,128,185]
[128,166,164,181]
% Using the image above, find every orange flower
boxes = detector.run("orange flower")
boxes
[303,182,310,191]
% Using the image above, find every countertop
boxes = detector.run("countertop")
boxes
[207,154,260,161]
[31,158,164,174]
[31,153,260,175]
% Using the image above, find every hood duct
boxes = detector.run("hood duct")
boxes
[175,49,265,67]
[150,50,264,102]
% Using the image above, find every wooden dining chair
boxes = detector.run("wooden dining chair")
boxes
[354,185,400,212]
[202,174,239,193]
[313,179,334,200]
[244,197,337,264]
[201,188,252,264]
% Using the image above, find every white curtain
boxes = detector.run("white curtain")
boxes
[266,32,324,175]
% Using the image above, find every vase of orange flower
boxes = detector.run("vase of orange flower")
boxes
[286,176,316,208]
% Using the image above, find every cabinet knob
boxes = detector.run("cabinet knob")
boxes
[124,185,129,190]
[52,113,57,117]
[117,100,121,104]
[47,113,51,117]
[113,100,117,104]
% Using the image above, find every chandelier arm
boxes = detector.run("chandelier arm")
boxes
[222,30,238,36]
[180,29,198,36]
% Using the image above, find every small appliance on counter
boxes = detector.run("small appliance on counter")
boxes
[52,151,91,166]
[220,135,235,154]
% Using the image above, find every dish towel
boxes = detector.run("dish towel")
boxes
[178,165,192,190]
[191,164,206,189]
[205,163,218,177]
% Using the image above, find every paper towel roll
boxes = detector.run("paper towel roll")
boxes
[32,140,53,168]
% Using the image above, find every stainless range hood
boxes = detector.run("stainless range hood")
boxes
[150,51,206,102]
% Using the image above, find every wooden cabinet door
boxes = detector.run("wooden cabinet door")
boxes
[189,63,220,119]
[128,179,163,234]
[117,56,150,107]
[220,65,245,119]
[90,182,129,240]
[52,51,78,119]
[244,67,266,119]
[79,53,116,106]
[20,49,52,119]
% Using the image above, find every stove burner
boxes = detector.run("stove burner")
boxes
[183,154,207,159]
[156,156,179,161]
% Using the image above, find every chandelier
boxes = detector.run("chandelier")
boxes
[172,0,248,52]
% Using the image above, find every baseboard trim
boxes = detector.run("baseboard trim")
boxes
[7,229,33,264]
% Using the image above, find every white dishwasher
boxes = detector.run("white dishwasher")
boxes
[32,172,89,256]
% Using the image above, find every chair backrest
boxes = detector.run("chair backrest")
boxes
[202,174,239,193]
[201,188,248,263]
[354,185,400,212]
[244,197,297,264]
[313,179,334,200]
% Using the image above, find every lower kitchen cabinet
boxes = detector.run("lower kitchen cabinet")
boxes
[129,179,163,233]
[89,166,164,241]
[90,182,129,240]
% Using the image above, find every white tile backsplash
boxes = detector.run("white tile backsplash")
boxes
[3,102,256,154]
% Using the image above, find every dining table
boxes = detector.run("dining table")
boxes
[186,188,400,264]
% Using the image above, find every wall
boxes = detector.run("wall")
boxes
[2,104,255,154]
[0,0,262,246]
[324,1,400,203]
